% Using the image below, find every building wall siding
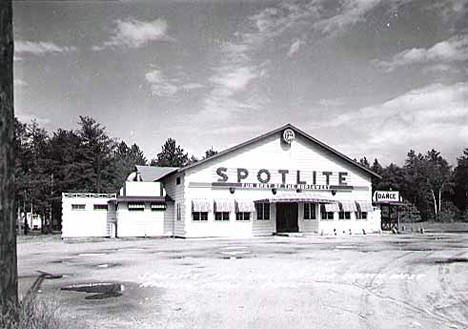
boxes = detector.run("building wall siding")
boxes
[62,195,113,238]
[163,173,185,236]
[116,202,165,237]
[177,131,376,237]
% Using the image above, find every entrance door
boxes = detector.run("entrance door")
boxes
[276,202,299,233]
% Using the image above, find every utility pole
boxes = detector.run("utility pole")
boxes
[0,0,19,323]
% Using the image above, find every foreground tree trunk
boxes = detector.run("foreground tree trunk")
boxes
[0,0,18,322]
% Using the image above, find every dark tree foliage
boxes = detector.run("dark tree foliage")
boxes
[453,148,468,212]
[204,148,218,159]
[369,149,456,221]
[359,157,370,168]
[76,116,116,193]
[151,138,189,167]
[13,116,149,230]
[114,141,148,187]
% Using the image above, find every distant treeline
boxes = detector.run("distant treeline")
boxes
[357,149,467,222]
[14,116,216,230]
[14,116,468,230]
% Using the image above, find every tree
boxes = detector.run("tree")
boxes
[453,148,468,212]
[421,149,452,219]
[0,0,19,321]
[370,159,383,193]
[203,148,218,159]
[151,138,188,167]
[187,155,198,165]
[113,141,147,188]
[359,157,370,168]
[76,116,116,192]
[401,150,432,220]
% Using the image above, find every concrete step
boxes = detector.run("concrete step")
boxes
[274,232,305,237]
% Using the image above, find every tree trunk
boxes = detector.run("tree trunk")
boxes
[430,189,438,219]
[438,188,442,215]
[0,0,18,322]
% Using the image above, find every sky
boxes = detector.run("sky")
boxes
[13,0,468,165]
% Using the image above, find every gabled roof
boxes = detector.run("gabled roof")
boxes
[176,124,381,179]
[147,124,381,181]
[135,165,179,182]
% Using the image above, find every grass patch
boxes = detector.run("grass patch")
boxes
[1,294,63,329]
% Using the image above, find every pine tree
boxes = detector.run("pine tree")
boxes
[76,116,116,193]
[151,138,189,167]
[453,148,468,212]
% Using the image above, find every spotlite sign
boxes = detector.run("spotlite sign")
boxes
[374,190,400,203]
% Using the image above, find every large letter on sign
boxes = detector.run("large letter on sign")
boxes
[322,171,332,185]
[237,168,249,182]
[216,167,228,182]
[257,169,271,183]
[278,169,289,184]
[338,172,348,186]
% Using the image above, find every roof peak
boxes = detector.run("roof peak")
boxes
[157,124,381,180]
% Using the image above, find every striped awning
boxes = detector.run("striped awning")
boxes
[214,199,234,212]
[192,199,212,212]
[236,200,256,212]
[325,203,340,212]
[340,201,357,212]
[255,192,334,204]
[356,200,373,212]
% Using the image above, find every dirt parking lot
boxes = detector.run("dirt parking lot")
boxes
[17,234,468,329]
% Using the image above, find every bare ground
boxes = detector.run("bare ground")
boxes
[17,234,468,329]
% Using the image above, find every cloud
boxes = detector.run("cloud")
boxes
[181,83,203,90]
[94,18,169,50]
[287,39,305,57]
[372,35,468,72]
[332,83,468,163]
[145,69,178,97]
[144,69,204,97]
[210,66,257,95]
[316,98,345,107]
[15,40,76,55]
[313,0,383,36]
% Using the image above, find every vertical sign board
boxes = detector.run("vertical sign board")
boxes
[374,191,400,203]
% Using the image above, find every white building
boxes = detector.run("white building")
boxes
[61,124,381,238]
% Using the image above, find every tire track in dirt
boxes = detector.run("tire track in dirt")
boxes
[357,249,468,328]
[357,251,415,328]
[435,250,468,324]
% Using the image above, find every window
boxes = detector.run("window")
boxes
[256,203,270,220]
[151,202,166,211]
[304,203,316,220]
[176,177,181,185]
[338,203,351,220]
[93,204,108,211]
[355,203,368,220]
[356,211,368,220]
[320,204,334,220]
[215,212,230,221]
[176,203,181,221]
[193,212,208,221]
[72,204,85,211]
[338,211,351,220]
[128,202,145,211]
[236,212,250,221]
